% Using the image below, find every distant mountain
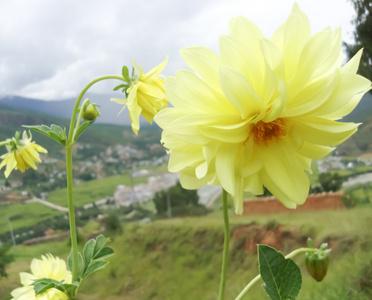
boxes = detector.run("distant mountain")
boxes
[0,93,141,126]
[342,92,372,123]
[1,91,371,125]
[0,99,162,156]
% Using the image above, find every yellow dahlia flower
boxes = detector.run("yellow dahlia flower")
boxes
[155,3,371,214]
[112,56,168,134]
[11,254,72,300]
[0,131,47,178]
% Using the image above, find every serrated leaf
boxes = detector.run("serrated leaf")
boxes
[258,245,302,300]
[94,247,115,261]
[122,66,130,82]
[23,124,66,146]
[82,260,108,279]
[73,120,94,142]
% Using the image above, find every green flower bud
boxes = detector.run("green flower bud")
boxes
[305,239,330,282]
[83,104,100,121]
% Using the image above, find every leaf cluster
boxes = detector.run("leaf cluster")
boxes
[113,66,135,97]
[32,234,114,298]
[23,124,67,146]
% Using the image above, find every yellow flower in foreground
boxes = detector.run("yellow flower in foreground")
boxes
[11,254,72,300]
[0,131,47,178]
[155,3,371,214]
[112,56,168,134]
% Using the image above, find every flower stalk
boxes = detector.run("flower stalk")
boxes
[218,189,230,300]
[64,75,124,287]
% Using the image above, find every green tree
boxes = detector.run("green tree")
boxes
[344,0,372,81]
[0,243,14,278]
[153,182,207,217]
[318,172,344,192]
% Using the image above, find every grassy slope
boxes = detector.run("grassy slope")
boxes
[1,205,371,300]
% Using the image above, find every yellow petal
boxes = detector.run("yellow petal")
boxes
[5,154,17,178]
[174,69,232,114]
[141,56,169,82]
[131,59,144,77]
[179,168,215,189]
[315,73,371,119]
[286,71,339,117]
[168,146,204,172]
[199,119,251,143]
[260,145,310,208]
[293,117,359,146]
[272,2,311,81]
[297,142,334,159]
[215,143,239,195]
[341,48,363,74]
[229,15,263,44]
[218,65,264,119]
[180,46,222,91]
[219,35,263,91]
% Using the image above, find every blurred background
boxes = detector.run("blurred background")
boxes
[0,0,371,299]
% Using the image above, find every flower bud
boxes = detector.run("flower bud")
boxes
[83,104,100,121]
[305,240,330,282]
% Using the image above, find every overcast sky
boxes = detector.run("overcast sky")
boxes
[0,0,357,100]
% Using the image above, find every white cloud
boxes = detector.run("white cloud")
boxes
[0,0,357,100]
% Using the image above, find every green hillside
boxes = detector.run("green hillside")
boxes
[0,205,371,300]
[0,104,162,155]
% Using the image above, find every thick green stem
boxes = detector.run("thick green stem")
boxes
[234,247,315,300]
[65,145,78,284]
[218,189,230,300]
[65,74,124,287]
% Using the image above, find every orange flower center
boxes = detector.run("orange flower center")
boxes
[251,118,287,146]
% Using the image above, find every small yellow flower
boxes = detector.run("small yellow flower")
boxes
[0,131,47,178]
[111,56,168,134]
[11,254,72,300]
[155,3,371,214]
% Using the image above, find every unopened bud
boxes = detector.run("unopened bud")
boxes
[83,104,100,121]
[305,239,330,282]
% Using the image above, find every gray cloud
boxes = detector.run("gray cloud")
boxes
[0,0,356,100]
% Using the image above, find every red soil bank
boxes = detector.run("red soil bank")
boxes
[243,192,345,215]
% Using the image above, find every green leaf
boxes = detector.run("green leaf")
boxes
[73,120,94,142]
[122,66,130,82]
[258,245,302,300]
[94,246,115,260]
[113,84,126,91]
[82,260,108,279]
[23,124,66,146]
[93,234,109,257]
[83,239,96,269]
[33,278,79,297]
[67,251,84,280]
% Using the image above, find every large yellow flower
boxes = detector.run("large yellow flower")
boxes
[155,3,371,214]
[0,131,47,178]
[112,57,168,134]
[11,254,72,300]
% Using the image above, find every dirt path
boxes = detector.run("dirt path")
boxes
[26,197,69,212]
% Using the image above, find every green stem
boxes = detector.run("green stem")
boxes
[65,74,124,286]
[66,75,124,145]
[0,141,10,147]
[65,145,78,283]
[72,98,90,139]
[234,247,315,300]
[218,189,230,300]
